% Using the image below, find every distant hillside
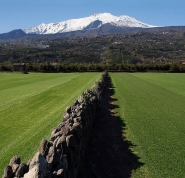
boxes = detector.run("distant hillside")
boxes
[1,26,185,41]
[0,29,28,40]
[1,28,185,67]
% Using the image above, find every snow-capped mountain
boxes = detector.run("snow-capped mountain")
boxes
[24,13,155,34]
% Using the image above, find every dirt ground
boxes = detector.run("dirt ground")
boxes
[78,75,143,178]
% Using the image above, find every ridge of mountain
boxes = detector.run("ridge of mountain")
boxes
[24,13,155,34]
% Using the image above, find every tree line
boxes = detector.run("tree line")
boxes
[1,63,185,73]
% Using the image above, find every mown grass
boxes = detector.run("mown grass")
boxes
[0,72,101,175]
[110,73,185,178]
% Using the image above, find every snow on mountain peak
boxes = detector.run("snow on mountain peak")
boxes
[24,13,155,34]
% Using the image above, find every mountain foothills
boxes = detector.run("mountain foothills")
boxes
[1,29,185,71]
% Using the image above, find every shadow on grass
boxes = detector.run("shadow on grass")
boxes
[108,76,144,176]
[78,75,144,178]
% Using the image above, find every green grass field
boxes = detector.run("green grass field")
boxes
[0,72,101,174]
[110,73,185,178]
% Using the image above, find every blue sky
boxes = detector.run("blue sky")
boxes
[0,0,184,34]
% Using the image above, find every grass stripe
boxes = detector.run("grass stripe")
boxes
[0,72,101,174]
[110,73,185,178]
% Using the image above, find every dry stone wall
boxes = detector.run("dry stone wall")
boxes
[2,72,107,178]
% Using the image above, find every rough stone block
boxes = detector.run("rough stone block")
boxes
[39,139,51,157]
[2,166,13,178]
[56,136,66,150]
[11,163,19,174]
[9,156,20,166]
[46,146,62,167]
[66,135,75,148]
[28,152,49,178]
[66,106,71,113]
[15,163,28,177]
